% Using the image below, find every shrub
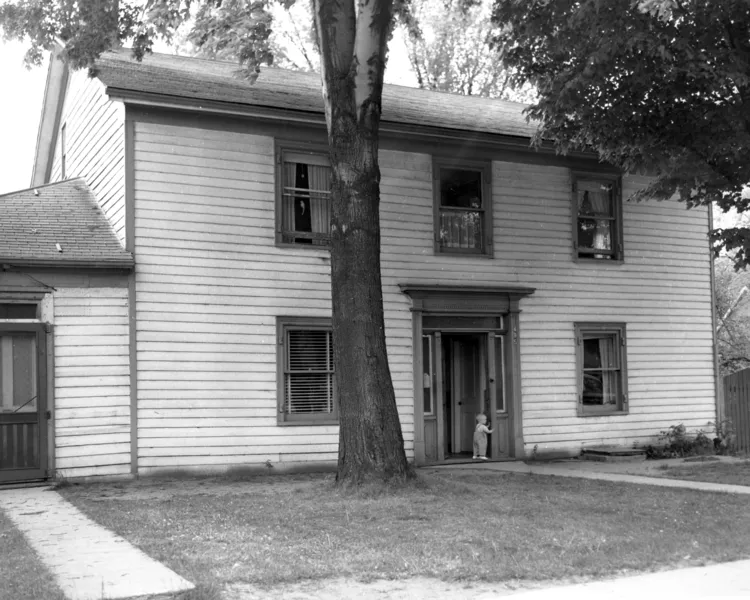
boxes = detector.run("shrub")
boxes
[645,423,714,459]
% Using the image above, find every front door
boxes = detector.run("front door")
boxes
[422,329,512,462]
[452,336,483,454]
[0,323,48,483]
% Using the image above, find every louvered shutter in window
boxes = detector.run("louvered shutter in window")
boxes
[284,329,334,414]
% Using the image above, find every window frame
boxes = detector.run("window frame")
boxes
[571,171,623,263]
[574,322,628,417]
[432,157,493,257]
[277,316,337,425]
[275,141,332,249]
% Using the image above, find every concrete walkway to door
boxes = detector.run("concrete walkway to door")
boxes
[0,486,194,600]
[423,456,750,495]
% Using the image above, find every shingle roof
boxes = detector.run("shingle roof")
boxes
[0,179,134,269]
[95,49,539,139]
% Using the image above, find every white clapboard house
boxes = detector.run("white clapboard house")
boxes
[0,49,720,482]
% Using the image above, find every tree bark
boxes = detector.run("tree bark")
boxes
[313,0,411,484]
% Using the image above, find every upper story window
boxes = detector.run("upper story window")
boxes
[433,159,492,256]
[573,173,622,261]
[277,147,332,247]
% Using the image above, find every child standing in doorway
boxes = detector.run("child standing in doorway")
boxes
[473,413,493,460]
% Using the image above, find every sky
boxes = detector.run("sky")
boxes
[0,40,47,195]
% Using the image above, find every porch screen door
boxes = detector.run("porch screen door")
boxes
[0,323,48,482]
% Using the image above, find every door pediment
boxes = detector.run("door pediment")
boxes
[399,284,535,314]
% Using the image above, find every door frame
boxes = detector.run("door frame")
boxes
[401,284,535,465]
[0,321,50,483]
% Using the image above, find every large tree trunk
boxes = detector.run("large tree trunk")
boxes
[314,0,411,484]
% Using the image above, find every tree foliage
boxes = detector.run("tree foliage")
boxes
[401,0,534,101]
[492,0,750,264]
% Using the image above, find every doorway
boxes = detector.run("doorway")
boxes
[423,327,510,462]
[444,334,485,457]
[0,322,49,483]
[401,284,535,465]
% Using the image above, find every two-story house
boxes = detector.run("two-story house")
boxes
[0,49,719,483]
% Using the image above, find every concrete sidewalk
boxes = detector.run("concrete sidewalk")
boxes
[0,486,194,600]
[509,559,750,598]
[425,457,750,494]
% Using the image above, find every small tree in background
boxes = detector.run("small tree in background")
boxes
[715,255,750,375]
[402,0,534,101]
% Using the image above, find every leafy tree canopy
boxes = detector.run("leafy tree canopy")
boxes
[492,0,750,265]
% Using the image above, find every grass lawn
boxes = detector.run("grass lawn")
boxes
[0,510,66,600]
[58,470,750,595]
[657,459,750,486]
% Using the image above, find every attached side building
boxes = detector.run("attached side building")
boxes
[0,178,133,482]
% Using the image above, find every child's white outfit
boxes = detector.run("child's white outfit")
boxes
[473,423,491,459]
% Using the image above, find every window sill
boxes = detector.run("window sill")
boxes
[276,241,331,251]
[574,256,624,265]
[278,419,339,427]
[435,248,494,259]
[577,409,629,418]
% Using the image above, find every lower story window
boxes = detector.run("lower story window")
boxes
[278,317,336,424]
[575,322,628,416]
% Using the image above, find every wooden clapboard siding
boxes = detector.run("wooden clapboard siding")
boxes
[53,288,131,478]
[50,70,126,244]
[132,119,714,468]
[377,152,714,455]
[132,121,414,471]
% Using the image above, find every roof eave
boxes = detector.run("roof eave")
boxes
[106,87,604,162]
[0,258,134,271]
[31,48,70,187]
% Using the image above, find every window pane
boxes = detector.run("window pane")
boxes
[495,336,505,413]
[440,169,482,209]
[285,373,333,413]
[288,330,332,371]
[583,338,602,369]
[602,370,620,406]
[422,336,432,414]
[282,159,332,245]
[584,336,617,368]
[285,328,333,415]
[578,218,613,253]
[439,211,483,250]
[582,371,604,405]
[1,334,37,413]
[578,180,613,217]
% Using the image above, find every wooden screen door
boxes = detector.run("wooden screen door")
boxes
[0,323,48,482]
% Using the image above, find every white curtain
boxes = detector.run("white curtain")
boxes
[307,165,331,235]
[598,337,616,405]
